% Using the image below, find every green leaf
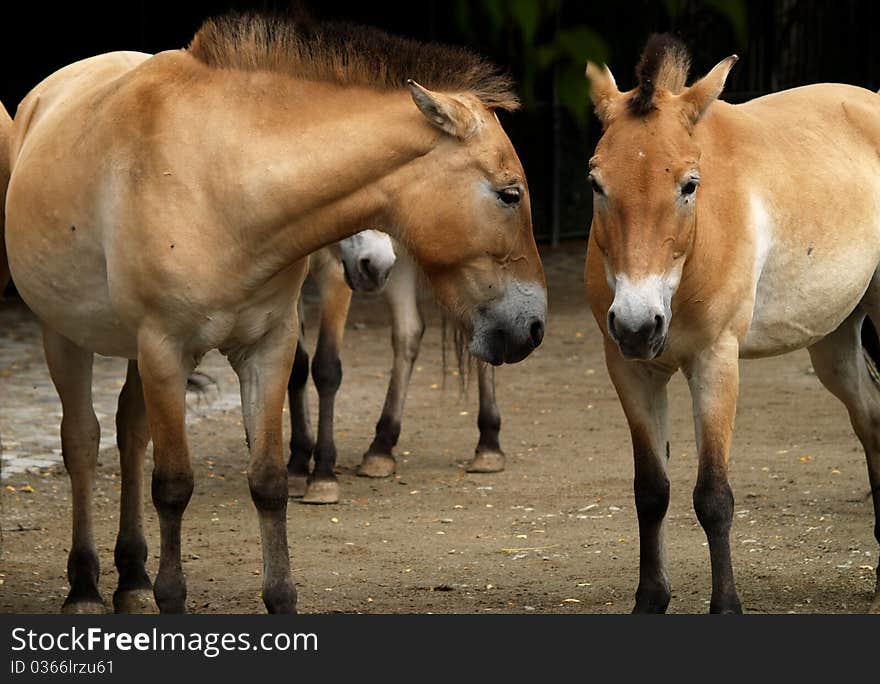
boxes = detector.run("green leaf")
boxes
[555,26,610,65]
[557,63,592,126]
[510,0,543,45]
[535,43,562,70]
[481,0,508,36]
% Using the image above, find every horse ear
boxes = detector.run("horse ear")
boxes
[679,55,738,124]
[407,80,479,139]
[585,62,621,129]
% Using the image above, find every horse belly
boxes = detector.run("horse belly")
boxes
[741,241,880,358]
[14,258,137,358]
[6,205,138,358]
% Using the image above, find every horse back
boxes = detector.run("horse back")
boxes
[718,85,880,356]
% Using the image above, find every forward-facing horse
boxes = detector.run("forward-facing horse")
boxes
[289,241,507,503]
[585,35,880,613]
[6,14,546,614]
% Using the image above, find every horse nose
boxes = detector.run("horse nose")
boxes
[608,309,666,359]
[488,316,545,365]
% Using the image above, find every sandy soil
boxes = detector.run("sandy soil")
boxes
[0,245,877,614]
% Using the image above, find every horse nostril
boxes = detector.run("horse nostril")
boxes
[529,319,545,347]
[359,257,378,282]
[654,314,664,335]
[608,311,617,337]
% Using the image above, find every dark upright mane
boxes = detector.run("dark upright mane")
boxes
[627,33,691,115]
[188,12,520,111]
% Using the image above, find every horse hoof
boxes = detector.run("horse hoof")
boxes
[113,589,158,614]
[466,449,505,473]
[709,600,743,614]
[357,453,396,478]
[62,599,108,615]
[288,473,308,498]
[300,478,340,504]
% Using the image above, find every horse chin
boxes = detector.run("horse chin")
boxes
[617,335,667,361]
[469,339,504,366]
[469,328,533,366]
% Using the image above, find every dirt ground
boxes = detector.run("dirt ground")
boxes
[0,244,877,614]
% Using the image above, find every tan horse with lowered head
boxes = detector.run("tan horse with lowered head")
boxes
[5,14,546,614]
[585,34,880,613]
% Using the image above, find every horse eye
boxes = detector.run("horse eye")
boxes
[589,175,604,196]
[681,180,698,196]
[498,187,521,206]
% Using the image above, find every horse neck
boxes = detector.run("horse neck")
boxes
[206,75,437,270]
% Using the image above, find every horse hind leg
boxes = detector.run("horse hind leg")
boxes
[302,266,352,504]
[359,254,423,478]
[43,328,106,613]
[230,323,300,613]
[137,329,194,613]
[809,306,880,613]
[112,360,157,613]
[466,362,505,473]
[287,332,314,497]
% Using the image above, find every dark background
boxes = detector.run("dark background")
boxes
[1,0,879,243]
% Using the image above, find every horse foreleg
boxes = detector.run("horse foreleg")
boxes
[466,362,505,473]
[287,329,314,497]
[138,330,193,613]
[605,339,673,613]
[359,255,423,478]
[43,328,105,614]
[808,306,880,613]
[303,266,352,504]
[230,322,299,613]
[684,334,742,614]
[112,360,156,613]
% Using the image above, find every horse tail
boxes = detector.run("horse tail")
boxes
[0,100,11,295]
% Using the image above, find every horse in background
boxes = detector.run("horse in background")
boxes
[287,230,396,503]
[289,240,506,504]
[585,34,880,613]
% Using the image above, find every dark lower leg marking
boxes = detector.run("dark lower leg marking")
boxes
[476,364,502,453]
[311,344,342,479]
[369,414,401,455]
[151,470,193,613]
[114,535,151,594]
[114,361,153,608]
[65,547,102,606]
[287,341,313,474]
[476,408,501,452]
[693,473,741,614]
[249,466,297,613]
[633,458,671,613]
